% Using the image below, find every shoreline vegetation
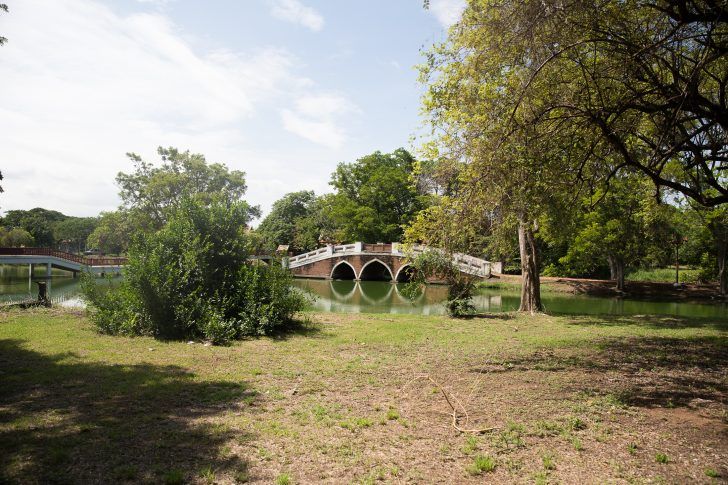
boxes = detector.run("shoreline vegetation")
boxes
[481,274,727,303]
[1,308,725,483]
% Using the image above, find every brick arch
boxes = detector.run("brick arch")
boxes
[394,263,417,283]
[330,260,357,280]
[358,258,394,281]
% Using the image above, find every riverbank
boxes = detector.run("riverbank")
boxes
[1,308,725,483]
[483,274,726,302]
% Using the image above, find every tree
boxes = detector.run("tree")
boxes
[2,208,67,247]
[418,0,727,310]
[54,217,98,253]
[82,197,305,343]
[117,147,258,229]
[86,211,135,255]
[327,149,427,243]
[556,178,658,290]
[257,191,317,253]
[450,0,727,207]
[0,227,34,247]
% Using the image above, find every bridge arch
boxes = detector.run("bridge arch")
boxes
[358,258,394,281]
[394,264,417,283]
[330,260,357,280]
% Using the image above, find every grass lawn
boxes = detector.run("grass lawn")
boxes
[1,308,726,484]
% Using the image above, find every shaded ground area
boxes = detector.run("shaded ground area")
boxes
[0,309,726,483]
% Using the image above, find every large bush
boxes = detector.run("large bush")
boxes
[82,198,305,343]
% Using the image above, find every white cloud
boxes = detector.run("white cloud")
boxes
[270,0,324,32]
[281,94,359,149]
[429,0,465,27]
[0,0,355,217]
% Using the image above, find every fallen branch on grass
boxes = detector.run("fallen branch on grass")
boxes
[403,374,499,434]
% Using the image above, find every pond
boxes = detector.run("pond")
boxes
[293,279,728,319]
[1,265,726,319]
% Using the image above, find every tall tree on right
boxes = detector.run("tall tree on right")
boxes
[420,0,727,310]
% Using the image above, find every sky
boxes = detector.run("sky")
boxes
[0,0,465,221]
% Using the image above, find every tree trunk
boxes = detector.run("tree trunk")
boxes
[607,254,625,291]
[717,240,727,296]
[518,220,543,313]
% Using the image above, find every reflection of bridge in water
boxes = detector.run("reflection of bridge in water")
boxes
[293,279,515,315]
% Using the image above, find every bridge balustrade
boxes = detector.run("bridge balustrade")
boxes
[0,247,127,267]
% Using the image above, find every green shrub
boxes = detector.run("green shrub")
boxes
[83,198,306,343]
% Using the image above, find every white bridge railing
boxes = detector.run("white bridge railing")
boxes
[286,242,501,277]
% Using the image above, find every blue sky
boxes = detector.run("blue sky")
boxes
[0,0,464,219]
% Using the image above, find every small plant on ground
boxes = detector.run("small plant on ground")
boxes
[199,465,215,484]
[542,452,556,470]
[627,442,638,455]
[462,435,479,454]
[705,468,720,478]
[466,455,496,475]
[386,407,400,421]
[275,472,291,485]
[571,437,583,451]
[655,452,669,464]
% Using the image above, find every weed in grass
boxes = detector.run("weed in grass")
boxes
[542,452,556,470]
[705,468,720,478]
[386,407,400,421]
[533,420,563,437]
[462,435,479,454]
[493,422,525,450]
[257,446,273,461]
[466,455,496,475]
[627,443,638,455]
[655,452,669,464]
[275,472,292,485]
[568,416,587,431]
[199,465,215,484]
[163,469,184,485]
[571,437,583,451]
[533,471,549,485]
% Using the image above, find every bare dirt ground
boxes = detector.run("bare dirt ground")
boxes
[0,309,726,484]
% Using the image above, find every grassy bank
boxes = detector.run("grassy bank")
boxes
[1,309,726,483]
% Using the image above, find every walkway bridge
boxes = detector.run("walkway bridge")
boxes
[286,242,501,282]
[0,248,127,276]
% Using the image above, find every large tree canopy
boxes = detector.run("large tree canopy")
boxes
[327,148,427,243]
[426,0,727,206]
[418,0,728,310]
[117,147,257,229]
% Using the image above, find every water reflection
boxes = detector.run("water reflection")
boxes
[1,264,726,319]
[293,279,728,319]
[294,279,523,315]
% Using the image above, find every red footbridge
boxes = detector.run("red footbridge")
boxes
[0,248,127,276]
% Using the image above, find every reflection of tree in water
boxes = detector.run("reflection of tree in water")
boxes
[0,339,253,483]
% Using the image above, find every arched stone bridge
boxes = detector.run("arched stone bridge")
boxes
[286,242,502,282]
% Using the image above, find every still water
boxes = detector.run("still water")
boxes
[1,265,726,318]
[293,279,728,319]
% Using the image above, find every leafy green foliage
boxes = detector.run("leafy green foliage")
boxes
[116,146,259,230]
[0,226,34,247]
[83,198,305,343]
[327,149,427,243]
[257,190,317,253]
[86,211,134,255]
[401,248,477,317]
[1,208,98,250]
